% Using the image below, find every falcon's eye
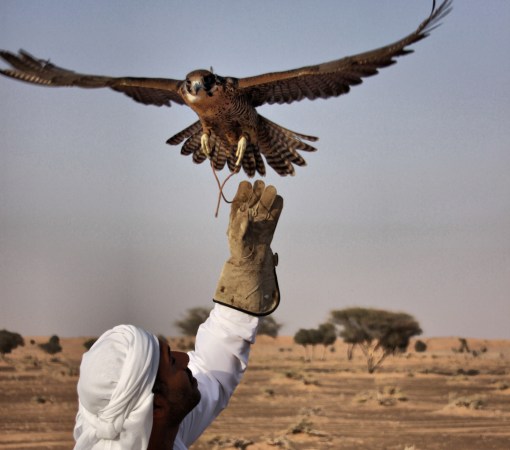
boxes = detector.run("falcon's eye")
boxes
[203,74,215,89]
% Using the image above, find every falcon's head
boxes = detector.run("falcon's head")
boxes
[182,70,224,103]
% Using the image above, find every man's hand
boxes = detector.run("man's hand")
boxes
[214,180,284,316]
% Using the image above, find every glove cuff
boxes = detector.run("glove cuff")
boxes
[213,250,280,316]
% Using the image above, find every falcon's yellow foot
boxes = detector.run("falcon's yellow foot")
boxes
[235,135,247,168]
[201,133,212,159]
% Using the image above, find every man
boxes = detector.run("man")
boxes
[73,180,284,449]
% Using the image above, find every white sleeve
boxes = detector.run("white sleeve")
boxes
[176,303,259,447]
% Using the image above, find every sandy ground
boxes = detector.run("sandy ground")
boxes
[1,336,509,450]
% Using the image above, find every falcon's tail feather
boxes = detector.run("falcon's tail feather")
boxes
[256,115,318,176]
[210,136,229,171]
[168,122,237,173]
[167,116,318,177]
[226,143,263,177]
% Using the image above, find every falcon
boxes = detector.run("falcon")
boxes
[0,0,451,177]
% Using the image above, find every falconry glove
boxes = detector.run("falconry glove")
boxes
[214,180,284,316]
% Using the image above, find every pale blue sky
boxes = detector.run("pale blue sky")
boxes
[1,1,509,339]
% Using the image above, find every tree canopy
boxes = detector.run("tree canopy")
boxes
[176,306,283,338]
[293,323,337,360]
[257,316,282,338]
[175,307,211,337]
[330,307,422,373]
[0,329,24,357]
[39,335,63,355]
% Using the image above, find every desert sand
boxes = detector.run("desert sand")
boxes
[1,335,509,450]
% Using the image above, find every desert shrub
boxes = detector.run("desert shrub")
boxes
[354,386,407,406]
[66,365,79,376]
[264,388,275,397]
[457,368,479,376]
[283,370,319,387]
[447,393,486,410]
[0,329,25,357]
[83,338,97,351]
[414,340,427,352]
[494,381,509,391]
[287,417,327,437]
[303,377,321,386]
[284,370,302,380]
[33,395,50,404]
[207,435,253,449]
[39,335,62,355]
[353,390,373,404]
[299,406,322,416]
[266,436,293,448]
[377,385,408,406]
[288,417,314,434]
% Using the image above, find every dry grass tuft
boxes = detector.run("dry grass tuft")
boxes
[447,393,486,410]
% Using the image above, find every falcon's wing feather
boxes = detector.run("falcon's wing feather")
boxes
[238,0,452,107]
[0,49,185,107]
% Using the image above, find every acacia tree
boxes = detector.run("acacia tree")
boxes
[318,323,337,360]
[0,329,24,359]
[330,307,422,373]
[307,328,323,360]
[258,316,283,338]
[176,306,283,339]
[175,307,211,336]
[294,329,312,360]
[294,326,333,361]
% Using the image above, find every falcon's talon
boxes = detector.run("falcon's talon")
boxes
[201,133,212,159]
[235,136,247,167]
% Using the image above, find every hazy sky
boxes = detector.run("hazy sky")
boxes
[1,1,509,339]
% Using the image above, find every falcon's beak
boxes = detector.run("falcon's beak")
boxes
[190,80,203,95]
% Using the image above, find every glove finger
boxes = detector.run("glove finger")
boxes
[269,195,284,223]
[249,180,265,209]
[257,185,277,217]
[232,181,253,208]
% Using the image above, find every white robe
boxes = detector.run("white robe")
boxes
[173,304,259,449]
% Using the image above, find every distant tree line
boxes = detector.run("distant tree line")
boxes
[293,307,422,373]
[175,306,283,339]
[146,305,424,373]
[0,330,63,358]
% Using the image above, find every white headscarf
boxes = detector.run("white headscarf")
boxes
[74,325,160,450]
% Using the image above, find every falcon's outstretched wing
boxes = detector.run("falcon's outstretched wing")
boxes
[238,0,452,107]
[0,49,185,107]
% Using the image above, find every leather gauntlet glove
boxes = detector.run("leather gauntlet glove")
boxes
[214,180,284,316]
